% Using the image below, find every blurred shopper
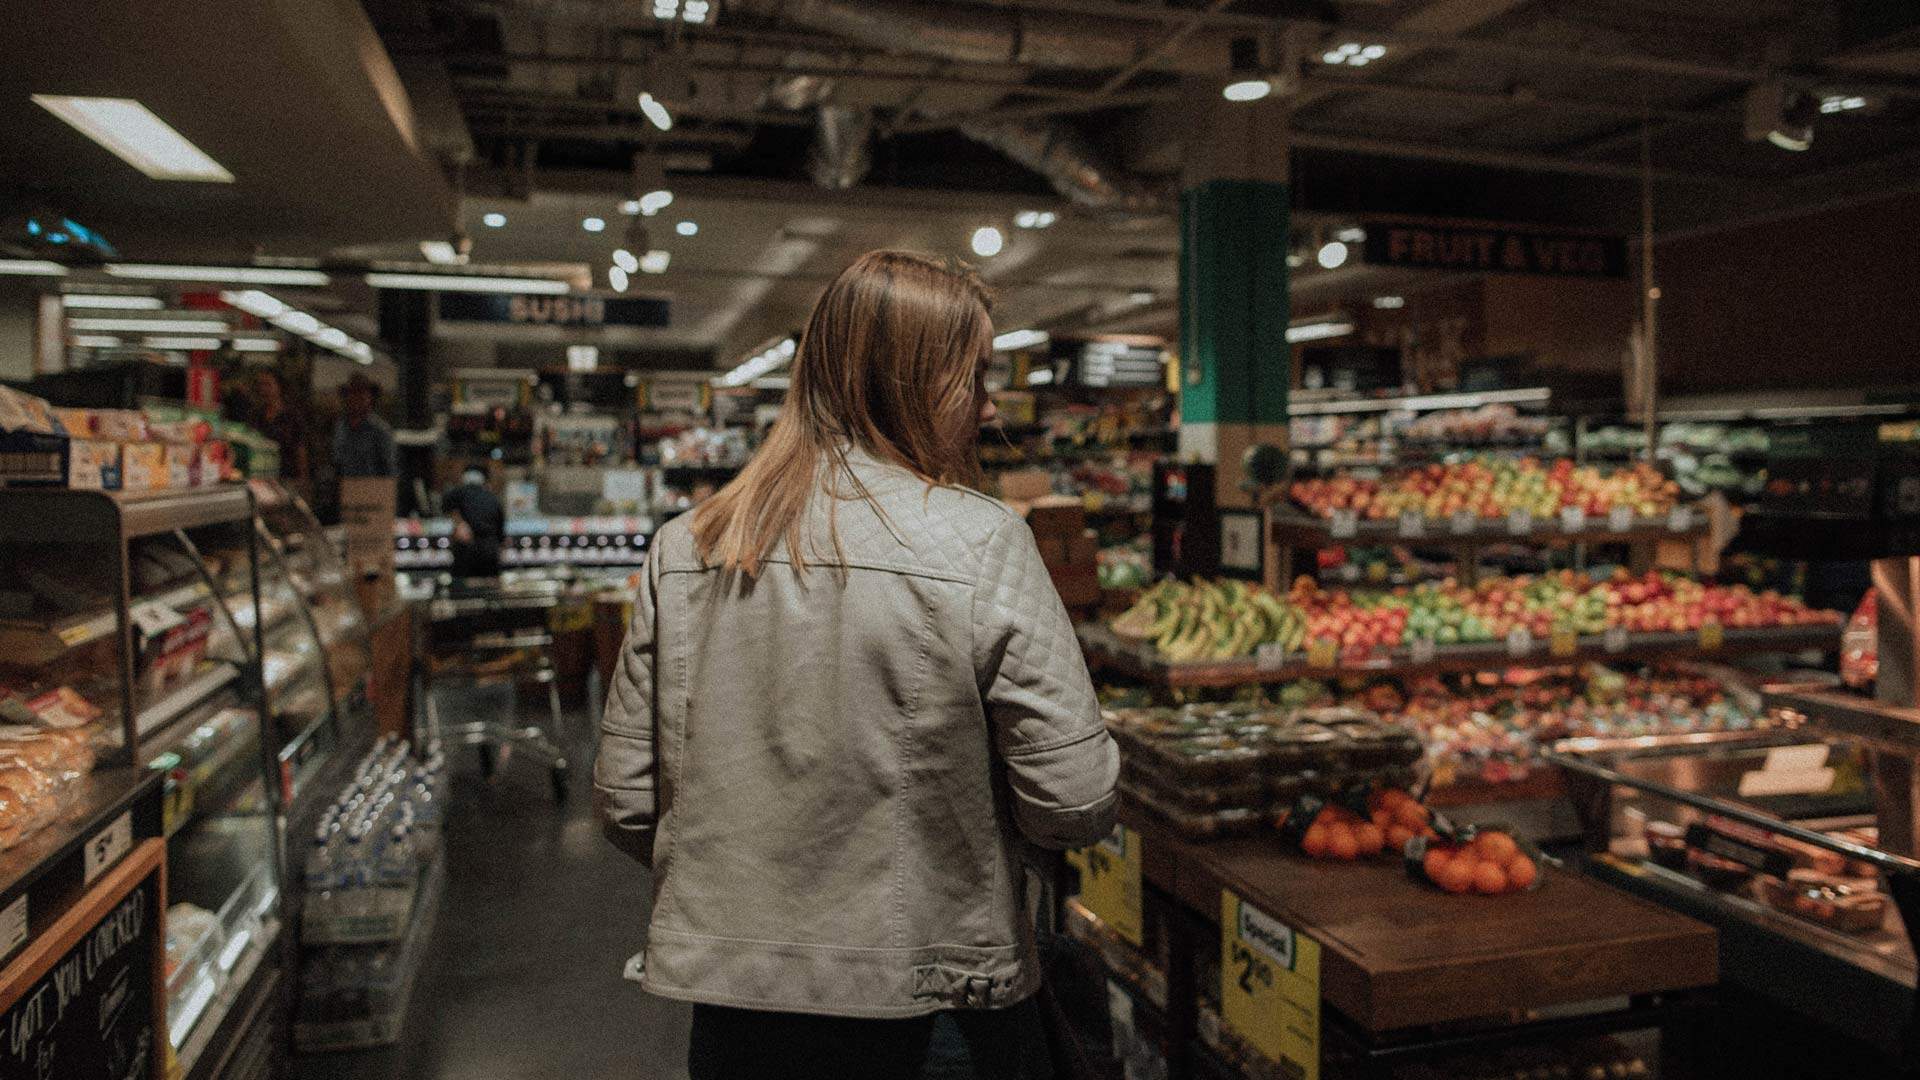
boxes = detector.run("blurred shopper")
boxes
[251,370,309,486]
[597,251,1119,1079]
[332,372,396,478]
[442,467,504,579]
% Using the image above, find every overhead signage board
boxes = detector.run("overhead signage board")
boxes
[437,292,670,328]
[1364,223,1627,279]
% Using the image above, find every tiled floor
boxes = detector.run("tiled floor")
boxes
[293,697,690,1080]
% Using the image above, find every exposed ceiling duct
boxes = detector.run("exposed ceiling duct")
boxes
[959,119,1166,216]
[808,105,874,189]
[758,0,1235,73]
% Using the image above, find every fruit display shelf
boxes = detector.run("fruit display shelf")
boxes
[1077,621,1841,689]
[1269,502,1707,552]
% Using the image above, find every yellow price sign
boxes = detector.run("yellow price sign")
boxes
[1306,638,1338,669]
[1220,891,1320,1080]
[1698,619,1724,650]
[1550,627,1579,658]
[1066,826,1143,947]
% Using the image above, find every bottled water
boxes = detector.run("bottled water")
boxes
[301,738,445,896]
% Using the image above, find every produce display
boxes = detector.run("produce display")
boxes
[1106,703,1422,838]
[1645,817,1892,935]
[1276,786,1437,861]
[1289,458,1679,521]
[1410,827,1542,895]
[1109,572,1838,664]
[1110,578,1306,661]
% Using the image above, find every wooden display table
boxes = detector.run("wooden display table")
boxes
[1106,797,1717,1077]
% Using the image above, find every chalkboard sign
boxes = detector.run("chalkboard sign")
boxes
[0,840,162,1080]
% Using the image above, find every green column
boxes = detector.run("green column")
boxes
[1178,177,1291,506]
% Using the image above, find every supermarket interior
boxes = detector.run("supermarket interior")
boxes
[2,2,1920,1079]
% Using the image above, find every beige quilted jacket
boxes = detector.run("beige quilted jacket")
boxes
[595,445,1120,1018]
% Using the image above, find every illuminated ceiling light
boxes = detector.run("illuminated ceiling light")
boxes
[970,226,1005,258]
[620,199,642,215]
[992,328,1048,351]
[232,338,280,352]
[0,259,66,276]
[714,335,798,387]
[61,293,162,309]
[582,216,607,233]
[1129,290,1156,304]
[568,345,600,372]
[638,93,674,132]
[1335,226,1366,243]
[314,327,349,348]
[143,336,224,350]
[420,240,465,265]
[364,272,571,294]
[1819,94,1869,114]
[68,316,226,333]
[270,310,320,335]
[220,289,289,318]
[30,96,234,182]
[1371,295,1405,309]
[612,249,640,273]
[637,189,674,216]
[639,250,671,274]
[1316,240,1349,269]
[72,335,123,348]
[1286,319,1355,344]
[676,220,699,237]
[683,0,711,22]
[609,265,630,291]
[1224,36,1274,102]
[482,212,507,227]
[106,264,328,285]
[1285,252,1306,269]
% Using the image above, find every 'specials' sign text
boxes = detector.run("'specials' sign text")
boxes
[1364,224,1627,278]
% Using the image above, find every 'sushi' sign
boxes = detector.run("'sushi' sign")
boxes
[1364,224,1627,279]
[435,292,671,328]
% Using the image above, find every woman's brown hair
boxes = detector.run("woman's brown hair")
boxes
[692,250,993,576]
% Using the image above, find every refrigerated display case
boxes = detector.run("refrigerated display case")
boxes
[0,486,283,1079]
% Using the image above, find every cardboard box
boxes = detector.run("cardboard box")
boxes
[0,432,121,489]
[164,443,196,489]
[121,442,167,490]
[997,469,1054,502]
[340,476,398,588]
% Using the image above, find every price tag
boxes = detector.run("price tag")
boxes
[1698,619,1724,650]
[83,810,133,885]
[1507,510,1533,536]
[130,601,186,638]
[1221,891,1321,1080]
[1603,626,1630,653]
[1409,637,1437,664]
[1506,626,1534,658]
[1329,509,1358,539]
[1559,507,1586,532]
[0,895,26,964]
[1066,826,1143,947]
[1550,627,1579,657]
[1608,506,1634,532]
[1306,638,1338,669]
[1450,511,1477,535]
[1256,642,1289,671]
[1667,506,1693,532]
[56,612,116,647]
[1397,512,1424,539]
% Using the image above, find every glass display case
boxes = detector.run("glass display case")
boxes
[250,479,371,718]
[0,487,283,1078]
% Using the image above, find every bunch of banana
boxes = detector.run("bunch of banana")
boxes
[1110,579,1307,662]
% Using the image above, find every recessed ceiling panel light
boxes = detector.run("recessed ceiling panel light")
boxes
[72,335,123,348]
[609,265,630,291]
[61,294,163,310]
[0,260,66,276]
[1372,295,1406,309]
[482,212,507,228]
[31,96,234,182]
[143,336,225,351]
[639,250,671,274]
[583,216,607,233]
[106,264,329,285]
[68,317,227,333]
[612,249,640,273]
[970,226,1005,258]
[638,93,674,132]
[364,273,571,294]
[676,220,698,236]
[1316,240,1349,269]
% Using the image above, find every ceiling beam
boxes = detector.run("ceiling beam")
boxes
[419,49,1092,99]
[1286,129,1742,184]
[463,165,1073,215]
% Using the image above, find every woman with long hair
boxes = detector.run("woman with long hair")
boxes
[596,250,1119,1078]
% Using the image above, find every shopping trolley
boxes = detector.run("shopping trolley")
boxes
[415,576,570,801]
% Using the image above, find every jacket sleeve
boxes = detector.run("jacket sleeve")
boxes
[595,552,660,865]
[973,512,1120,850]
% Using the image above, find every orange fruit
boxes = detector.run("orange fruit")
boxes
[1395,802,1431,829]
[1302,824,1330,858]
[1387,824,1415,850]
[1474,832,1520,864]
[1422,847,1453,879]
[1435,856,1475,894]
[1507,856,1537,890]
[1372,808,1394,830]
[1353,822,1385,857]
[1327,824,1360,861]
[1473,860,1511,895]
